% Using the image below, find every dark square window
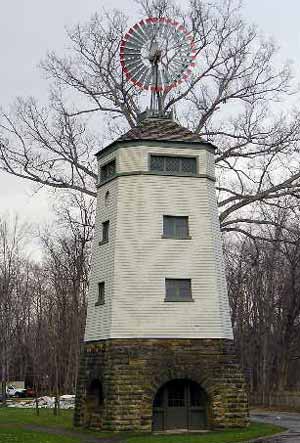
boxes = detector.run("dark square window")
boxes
[163,216,189,239]
[181,157,197,173]
[166,156,180,172]
[100,160,116,183]
[150,156,165,171]
[168,382,185,407]
[95,282,105,306]
[150,155,197,175]
[101,220,109,244]
[165,279,192,302]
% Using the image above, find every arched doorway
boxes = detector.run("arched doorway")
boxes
[153,379,208,431]
[86,379,104,412]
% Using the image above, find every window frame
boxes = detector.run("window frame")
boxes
[162,215,191,240]
[99,220,110,245]
[95,282,105,306]
[100,158,116,184]
[164,278,193,302]
[149,154,198,176]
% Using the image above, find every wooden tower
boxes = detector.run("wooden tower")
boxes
[74,116,248,431]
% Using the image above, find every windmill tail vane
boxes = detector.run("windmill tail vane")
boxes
[120,17,196,117]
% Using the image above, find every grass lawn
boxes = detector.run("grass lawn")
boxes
[125,423,285,443]
[0,427,81,443]
[0,407,74,429]
[0,408,285,443]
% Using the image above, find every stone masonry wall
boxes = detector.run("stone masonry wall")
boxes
[74,338,249,431]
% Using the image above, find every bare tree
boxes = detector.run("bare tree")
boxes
[38,193,93,394]
[0,195,92,397]
[0,0,300,237]
[226,207,300,400]
[0,216,30,403]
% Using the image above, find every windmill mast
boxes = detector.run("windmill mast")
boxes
[149,41,163,114]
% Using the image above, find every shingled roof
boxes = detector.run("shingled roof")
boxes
[117,117,207,143]
[96,116,215,157]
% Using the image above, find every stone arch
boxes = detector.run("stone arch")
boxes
[149,365,213,402]
[152,377,209,431]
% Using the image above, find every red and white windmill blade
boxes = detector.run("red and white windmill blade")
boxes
[120,17,196,93]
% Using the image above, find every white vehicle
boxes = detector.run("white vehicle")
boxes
[6,385,26,398]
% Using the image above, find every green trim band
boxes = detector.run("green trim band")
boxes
[164,298,195,302]
[97,171,215,188]
[96,139,215,159]
[84,337,234,344]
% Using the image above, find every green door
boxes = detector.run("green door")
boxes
[188,382,207,430]
[153,379,207,431]
[165,380,187,430]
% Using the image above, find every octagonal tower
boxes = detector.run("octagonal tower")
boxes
[74,116,248,431]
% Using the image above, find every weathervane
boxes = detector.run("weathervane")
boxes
[120,17,196,116]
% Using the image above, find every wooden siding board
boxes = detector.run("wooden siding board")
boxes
[117,145,212,176]
[85,142,232,341]
[111,174,232,339]
[206,181,233,339]
[84,179,119,341]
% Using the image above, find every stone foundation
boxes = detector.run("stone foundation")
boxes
[74,338,249,431]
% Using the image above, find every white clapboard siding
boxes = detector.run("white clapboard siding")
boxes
[117,144,214,177]
[111,175,232,339]
[96,144,214,178]
[84,141,233,342]
[84,178,119,341]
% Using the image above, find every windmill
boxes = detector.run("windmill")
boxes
[120,17,196,115]
[74,16,248,433]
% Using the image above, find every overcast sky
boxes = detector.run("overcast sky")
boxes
[1,0,300,225]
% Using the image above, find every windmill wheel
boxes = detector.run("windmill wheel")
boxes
[120,17,196,92]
